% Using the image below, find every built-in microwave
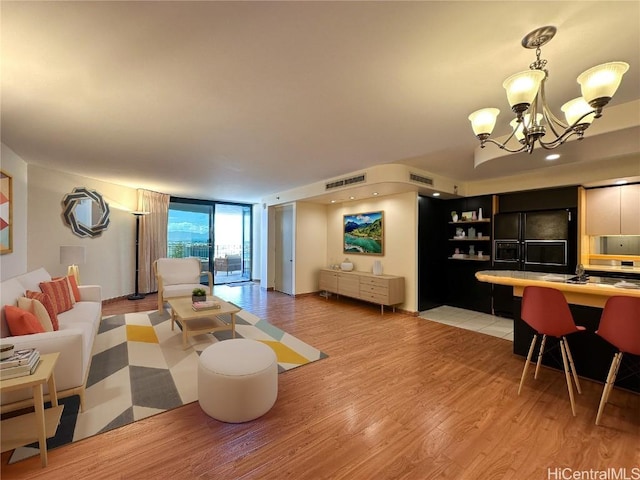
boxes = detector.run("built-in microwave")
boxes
[494,241,520,263]
[524,240,568,267]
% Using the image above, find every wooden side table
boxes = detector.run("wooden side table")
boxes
[0,352,63,467]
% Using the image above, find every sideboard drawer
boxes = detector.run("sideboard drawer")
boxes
[318,269,404,314]
[360,284,388,297]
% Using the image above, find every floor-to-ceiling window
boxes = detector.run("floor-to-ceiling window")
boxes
[168,198,252,285]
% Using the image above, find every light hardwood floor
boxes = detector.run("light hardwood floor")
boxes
[2,284,638,479]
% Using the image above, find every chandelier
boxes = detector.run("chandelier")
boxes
[468,26,629,154]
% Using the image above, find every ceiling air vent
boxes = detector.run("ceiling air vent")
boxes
[409,172,434,186]
[325,174,366,190]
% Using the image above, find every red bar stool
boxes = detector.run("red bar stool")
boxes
[595,295,640,426]
[518,286,586,416]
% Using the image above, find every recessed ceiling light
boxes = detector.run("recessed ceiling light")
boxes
[330,200,336,203]
[373,192,379,196]
[433,192,441,197]
[615,180,628,185]
[545,154,560,161]
[349,196,355,200]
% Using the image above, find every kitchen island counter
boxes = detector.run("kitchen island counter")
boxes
[476,270,639,392]
[476,270,640,308]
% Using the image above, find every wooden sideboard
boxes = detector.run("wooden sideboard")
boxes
[319,269,404,314]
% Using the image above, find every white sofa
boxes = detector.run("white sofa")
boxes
[0,268,102,412]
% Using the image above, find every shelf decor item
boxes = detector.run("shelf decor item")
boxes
[372,260,383,276]
[478,208,483,220]
[343,211,383,255]
[340,259,354,271]
[461,211,474,221]
[451,211,458,222]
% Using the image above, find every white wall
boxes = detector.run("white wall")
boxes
[0,144,28,280]
[294,201,328,294]
[326,191,418,311]
[27,165,138,300]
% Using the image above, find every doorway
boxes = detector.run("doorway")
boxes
[168,198,252,285]
[274,204,294,295]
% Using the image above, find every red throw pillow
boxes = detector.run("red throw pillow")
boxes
[39,278,74,314]
[26,290,59,331]
[4,305,46,336]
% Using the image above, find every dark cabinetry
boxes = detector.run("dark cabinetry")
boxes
[445,261,492,313]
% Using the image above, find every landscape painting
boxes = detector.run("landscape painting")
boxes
[343,211,383,255]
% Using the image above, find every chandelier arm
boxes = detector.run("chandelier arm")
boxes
[483,138,529,153]
[538,129,580,149]
[538,81,569,138]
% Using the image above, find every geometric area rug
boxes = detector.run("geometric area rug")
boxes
[9,308,327,463]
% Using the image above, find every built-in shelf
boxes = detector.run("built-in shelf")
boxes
[449,255,491,261]
[449,236,491,241]
[448,219,491,225]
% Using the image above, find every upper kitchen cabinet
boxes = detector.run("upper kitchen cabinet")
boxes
[586,184,640,235]
[620,184,640,234]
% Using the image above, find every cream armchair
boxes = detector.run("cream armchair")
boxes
[154,257,213,311]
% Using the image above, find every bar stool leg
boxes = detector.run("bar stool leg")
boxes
[559,339,577,416]
[519,335,538,395]
[595,352,620,425]
[534,334,547,379]
[563,336,582,394]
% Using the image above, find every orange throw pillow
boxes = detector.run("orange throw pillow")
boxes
[4,306,46,336]
[26,290,59,331]
[67,275,81,302]
[39,278,74,314]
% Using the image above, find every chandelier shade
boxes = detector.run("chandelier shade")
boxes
[577,62,629,106]
[469,25,629,156]
[502,70,545,113]
[468,108,500,136]
[561,98,596,127]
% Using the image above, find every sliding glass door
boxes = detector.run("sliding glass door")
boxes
[168,198,252,285]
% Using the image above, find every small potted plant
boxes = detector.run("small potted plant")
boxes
[192,288,207,303]
[451,211,458,222]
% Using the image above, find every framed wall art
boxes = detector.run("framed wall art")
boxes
[343,211,384,255]
[0,170,12,254]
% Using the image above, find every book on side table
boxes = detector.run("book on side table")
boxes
[0,348,40,379]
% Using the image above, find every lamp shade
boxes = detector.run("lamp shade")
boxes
[502,70,545,109]
[468,108,500,136]
[577,62,629,104]
[60,245,86,265]
[561,97,596,126]
[510,113,543,142]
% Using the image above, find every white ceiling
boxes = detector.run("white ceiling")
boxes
[2,1,639,204]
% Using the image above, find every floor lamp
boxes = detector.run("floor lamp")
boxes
[128,211,149,301]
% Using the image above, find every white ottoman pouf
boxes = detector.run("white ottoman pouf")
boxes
[198,338,278,423]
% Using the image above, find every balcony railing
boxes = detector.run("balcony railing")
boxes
[167,242,245,262]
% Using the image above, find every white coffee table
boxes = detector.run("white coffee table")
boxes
[168,296,241,349]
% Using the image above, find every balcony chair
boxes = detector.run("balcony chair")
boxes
[154,257,213,312]
[214,254,242,275]
[518,286,586,416]
[594,295,640,426]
